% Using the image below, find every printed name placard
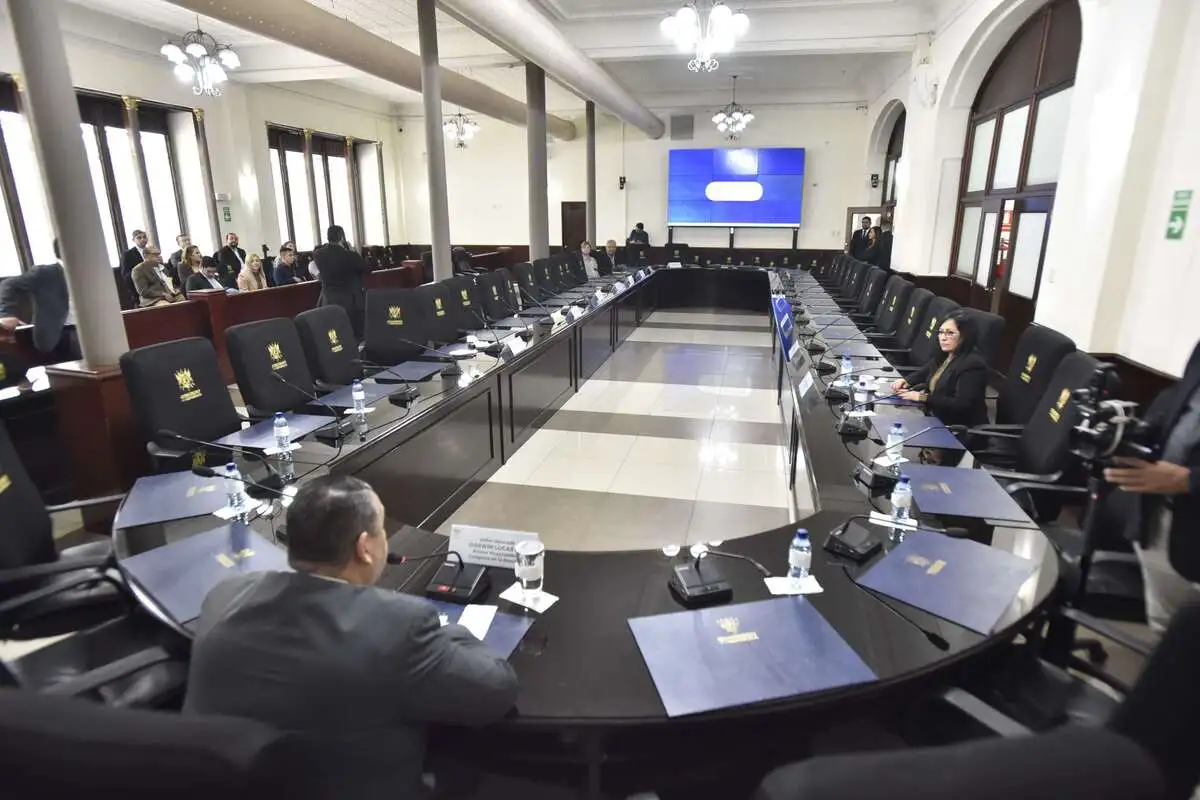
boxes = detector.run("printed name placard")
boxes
[448,524,541,569]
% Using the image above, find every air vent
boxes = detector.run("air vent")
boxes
[669,114,694,140]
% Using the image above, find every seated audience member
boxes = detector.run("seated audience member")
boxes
[185,253,233,295]
[184,475,518,798]
[131,246,184,307]
[579,240,600,279]
[168,233,190,275]
[889,310,988,430]
[177,243,203,290]
[0,238,79,360]
[237,253,268,292]
[599,240,621,274]
[273,246,303,285]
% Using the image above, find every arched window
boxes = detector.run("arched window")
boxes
[881,109,905,212]
[950,0,1080,318]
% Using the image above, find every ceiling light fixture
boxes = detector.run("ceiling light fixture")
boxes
[160,26,239,97]
[443,110,480,148]
[660,2,749,73]
[711,75,753,140]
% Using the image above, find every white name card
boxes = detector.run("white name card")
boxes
[448,524,541,569]
[798,371,815,398]
[787,339,802,362]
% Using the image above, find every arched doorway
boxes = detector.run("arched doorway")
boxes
[880,109,905,223]
[949,0,1080,363]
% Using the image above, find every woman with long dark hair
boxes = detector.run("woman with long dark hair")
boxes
[889,309,989,428]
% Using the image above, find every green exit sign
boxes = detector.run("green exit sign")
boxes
[1167,189,1192,240]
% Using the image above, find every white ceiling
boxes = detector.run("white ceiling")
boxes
[56,0,946,118]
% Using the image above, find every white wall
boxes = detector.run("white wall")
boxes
[0,8,405,255]
[397,104,870,251]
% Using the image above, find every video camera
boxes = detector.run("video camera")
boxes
[1069,363,1160,465]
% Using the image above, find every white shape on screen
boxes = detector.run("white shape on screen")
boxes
[704,181,764,203]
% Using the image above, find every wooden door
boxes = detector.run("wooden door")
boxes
[561,202,588,250]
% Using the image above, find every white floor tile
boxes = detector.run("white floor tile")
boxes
[581,381,665,414]
[626,435,707,466]
[697,469,792,508]
[626,328,697,345]
[714,395,781,424]
[696,441,788,472]
[524,455,624,492]
[547,431,636,461]
[646,311,766,327]
[607,460,704,501]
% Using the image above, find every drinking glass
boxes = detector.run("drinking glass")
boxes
[514,540,545,600]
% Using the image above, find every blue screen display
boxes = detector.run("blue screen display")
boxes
[667,147,805,227]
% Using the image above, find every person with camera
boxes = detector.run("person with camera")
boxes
[1104,342,1200,634]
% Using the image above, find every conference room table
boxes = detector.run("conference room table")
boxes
[112,264,1058,797]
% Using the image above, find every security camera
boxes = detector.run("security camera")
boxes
[396,122,405,133]
[619,176,626,190]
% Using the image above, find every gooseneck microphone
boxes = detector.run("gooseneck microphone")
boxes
[350,358,421,405]
[518,286,565,322]
[464,308,508,356]
[821,364,897,401]
[386,334,473,362]
[191,465,290,498]
[386,550,464,569]
[268,373,350,443]
[695,549,772,577]
[159,428,283,498]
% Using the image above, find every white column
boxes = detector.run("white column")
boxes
[417,0,453,281]
[527,64,550,260]
[7,0,128,366]
[586,100,597,246]
[1035,0,1194,352]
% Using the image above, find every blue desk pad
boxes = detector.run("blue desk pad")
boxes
[121,524,290,626]
[628,598,876,717]
[488,315,530,329]
[115,471,232,529]
[812,325,867,342]
[870,412,966,451]
[215,413,331,450]
[856,531,1037,635]
[901,464,1033,523]
[426,600,534,659]
[318,382,402,408]
[371,361,445,382]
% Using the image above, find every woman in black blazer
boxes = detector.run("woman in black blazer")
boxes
[862,226,883,266]
[889,310,989,429]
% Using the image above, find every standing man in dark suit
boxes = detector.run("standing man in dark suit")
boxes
[1105,341,1200,634]
[314,225,370,340]
[850,216,872,260]
[217,232,246,288]
[167,233,190,276]
[119,229,148,294]
[0,239,78,361]
[184,475,518,798]
[627,222,650,246]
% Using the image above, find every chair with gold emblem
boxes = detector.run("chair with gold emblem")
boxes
[225,318,321,418]
[295,305,361,391]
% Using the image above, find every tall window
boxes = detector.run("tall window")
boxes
[268,124,387,251]
[950,0,1080,302]
[0,80,194,277]
[880,109,905,211]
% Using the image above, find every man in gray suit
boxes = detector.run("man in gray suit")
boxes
[184,475,518,798]
[0,239,79,360]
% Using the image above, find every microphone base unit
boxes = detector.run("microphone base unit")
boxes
[245,470,286,501]
[668,562,733,609]
[836,416,872,440]
[313,417,353,447]
[825,383,851,402]
[424,562,490,604]
[854,461,903,492]
[387,385,421,407]
[807,342,827,355]
[815,360,838,376]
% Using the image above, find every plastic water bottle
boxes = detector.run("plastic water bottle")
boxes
[840,354,854,386]
[352,379,368,442]
[223,462,246,519]
[788,529,813,578]
[273,412,290,453]
[862,375,877,408]
[891,475,913,523]
[886,420,906,463]
[854,378,868,409]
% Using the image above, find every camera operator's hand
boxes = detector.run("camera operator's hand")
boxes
[899,390,924,403]
[1104,457,1191,495]
[890,378,908,393]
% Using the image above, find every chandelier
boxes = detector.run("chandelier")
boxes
[443,111,480,149]
[160,28,239,97]
[712,75,754,140]
[660,2,749,73]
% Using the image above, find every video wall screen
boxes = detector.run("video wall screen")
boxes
[667,147,805,227]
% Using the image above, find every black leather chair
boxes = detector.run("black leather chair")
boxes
[511,262,539,306]
[852,275,913,335]
[414,283,459,345]
[759,601,1200,800]
[553,255,581,290]
[866,287,933,350]
[226,318,320,417]
[294,305,361,390]
[533,258,562,299]
[0,422,126,641]
[478,268,518,321]
[667,243,691,264]
[963,309,1006,369]
[120,337,245,471]
[2,613,187,708]
[0,689,324,800]
[877,296,960,371]
[995,324,1076,427]
[442,274,485,333]
[363,287,432,365]
[848,266,888,315]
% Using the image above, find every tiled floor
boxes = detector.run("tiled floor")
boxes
[440,309,806,552]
